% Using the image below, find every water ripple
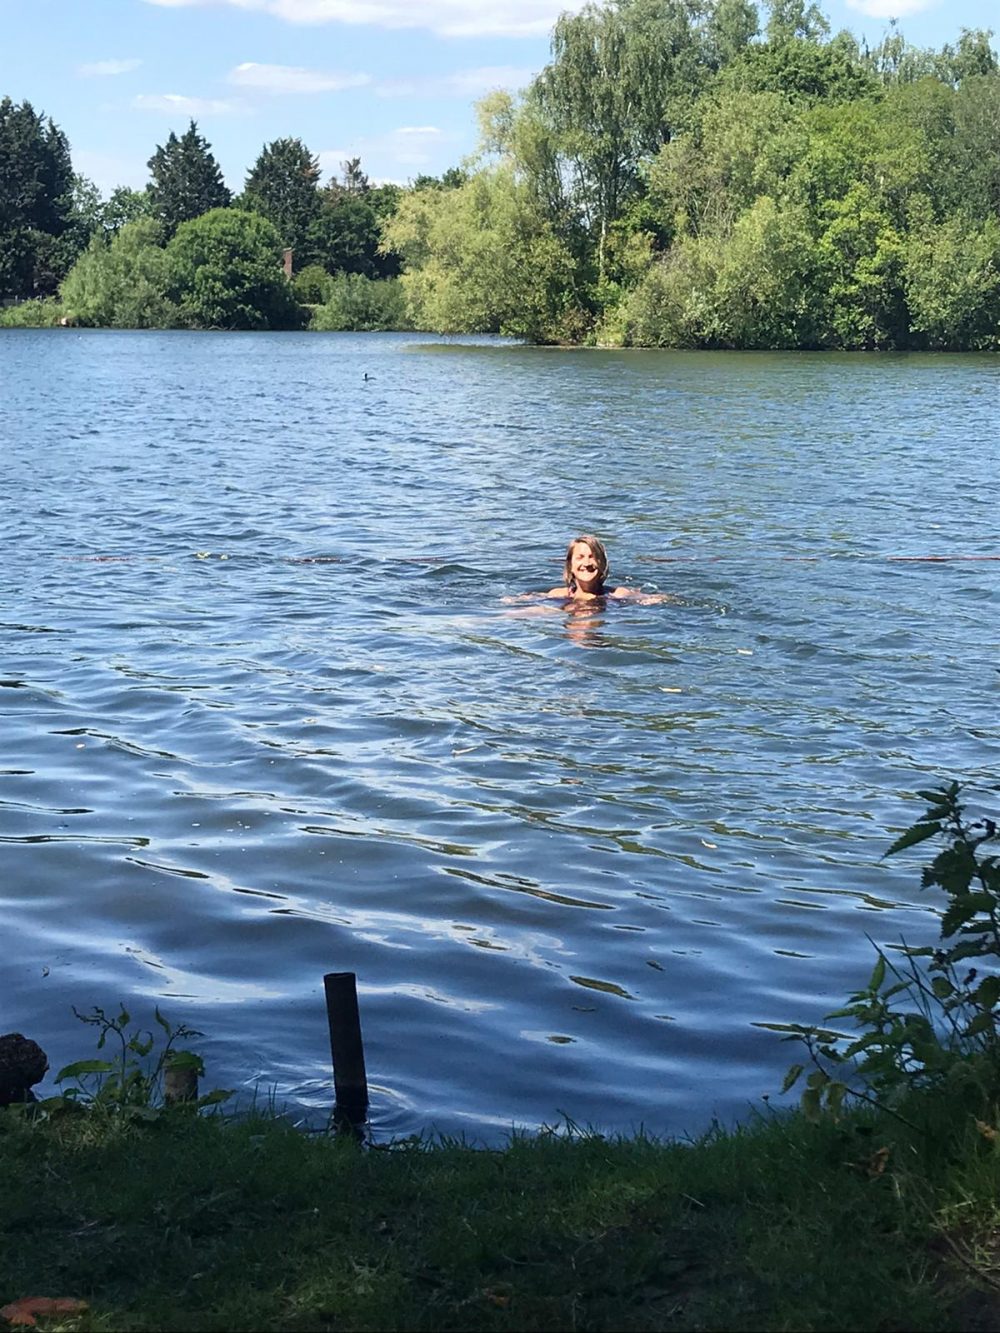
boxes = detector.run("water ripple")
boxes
[2,331,997,1140]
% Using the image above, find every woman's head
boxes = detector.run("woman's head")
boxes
[565,535,609,591]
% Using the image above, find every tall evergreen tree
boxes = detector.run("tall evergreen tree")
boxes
[241,137,321,263]
[147,120,230,235]
[0,96,75,298]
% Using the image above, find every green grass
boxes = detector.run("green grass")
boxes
[4,1103,1000,1331]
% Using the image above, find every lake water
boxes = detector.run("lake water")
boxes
[2,330,997,1139]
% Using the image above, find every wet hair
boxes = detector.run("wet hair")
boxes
[564,534,609,592]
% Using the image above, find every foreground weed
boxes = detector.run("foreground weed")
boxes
[37,1004,232,1121]
[774,784,1000,1131]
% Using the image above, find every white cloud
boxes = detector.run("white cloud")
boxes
[228,62,371,93]
[845,0,934,15]
[133,93,244,115]
[377,66,536,98]
[78,58,143,77]
[318,124,450,177]
[142,0,588,38]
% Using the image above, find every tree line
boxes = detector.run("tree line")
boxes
[2,0,998,346]
[0,103,424,329]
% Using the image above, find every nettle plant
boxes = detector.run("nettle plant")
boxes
[52,1005,232,1119]
[779,784,1000,1121]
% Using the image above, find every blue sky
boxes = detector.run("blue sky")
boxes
[0,0,995,195]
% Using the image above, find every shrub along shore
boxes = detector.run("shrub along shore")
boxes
[3,786,1000,1331]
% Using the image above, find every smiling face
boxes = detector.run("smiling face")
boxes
[565,536,609,594]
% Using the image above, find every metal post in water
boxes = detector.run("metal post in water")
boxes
[323,971,369,1133]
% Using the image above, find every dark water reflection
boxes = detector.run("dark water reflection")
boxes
[1,331,997,1138]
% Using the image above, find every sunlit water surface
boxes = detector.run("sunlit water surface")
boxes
[2,330,997,1138]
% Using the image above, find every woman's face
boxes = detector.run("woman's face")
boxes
[569,541,604,591]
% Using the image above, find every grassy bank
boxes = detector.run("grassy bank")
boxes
[5,789,999,1330]
[3,1101,1000,1332]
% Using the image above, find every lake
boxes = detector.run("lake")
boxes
[2,329,997,1139]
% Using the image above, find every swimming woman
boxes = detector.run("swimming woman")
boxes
[508,535,667,604]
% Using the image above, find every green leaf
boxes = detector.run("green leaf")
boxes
[976,976,1000,1011]
[965,1012,996,1038]
[781,1064,805,1094]
[196,1088,233,1107]
[806,1069,830,1089]
[55,1059,115,1082]
[930,976,955,1000]
[869,956,886,991]
[885,821,942,857]
[947,939,991,962]
[166,1050,205,1074]
[801,1087,821,1122]
[34,1095,81,1114]
[825,1081,847,1116]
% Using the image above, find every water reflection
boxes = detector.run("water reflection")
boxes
[502,596,629,647]
[562,598,613,647]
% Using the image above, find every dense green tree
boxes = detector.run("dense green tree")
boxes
[164,207,303,330]
[649,88,807,236]
[241,137,321,262]
[311,162,402,278]
[623,196,821,347]
[815,182,908,347]
[307,197,384,277]
[765,0,830,45]
[860,24,938,85]
[367,182,403,219]
[933,27,998,85]
[0,96,76,297]
[292,262,333,304]
[411,168,469,192]
[383,168,578,340]
[310,274,409,331]
[904,212,1000,350]
[951,73,1000,220]
[0,296,63,327]
[101,186,154,236]
[67,174,103,243]
[60,218,178,328]
[706,0,759,67]
[723,36,878,102]
[147,120,230,235]
[530,0,707,278]
[788,93,939,229]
